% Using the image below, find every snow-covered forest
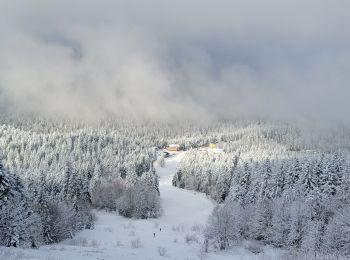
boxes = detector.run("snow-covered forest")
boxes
[0,118,163,247]
[1,0,350,259]
[1,117,350,259]
[173,122,350,257]
[0,117,250,247]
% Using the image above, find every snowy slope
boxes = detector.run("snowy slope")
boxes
[0,152,282,260]
[158,152,214,227]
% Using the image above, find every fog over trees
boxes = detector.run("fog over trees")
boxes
[1,1,350,125]
[1,1,350,259]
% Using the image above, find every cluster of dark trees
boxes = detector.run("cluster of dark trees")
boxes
[0,163,41,247]
[117,170,161,219]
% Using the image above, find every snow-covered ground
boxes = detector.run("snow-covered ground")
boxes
[0,152,283,260]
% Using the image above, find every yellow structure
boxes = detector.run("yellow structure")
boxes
[167,144,181,151]
[209,143,217,149]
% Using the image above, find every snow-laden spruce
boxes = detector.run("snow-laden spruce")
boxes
[1,117,350,257]
[174,128,350,256]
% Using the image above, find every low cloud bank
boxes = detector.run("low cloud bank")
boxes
[0,0,349,125]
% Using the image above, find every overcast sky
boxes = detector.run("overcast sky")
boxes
[0,0,349,124]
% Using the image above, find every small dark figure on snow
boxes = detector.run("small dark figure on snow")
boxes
[31,238,37,249]
[153,233,155,237]
[160,228,162,232]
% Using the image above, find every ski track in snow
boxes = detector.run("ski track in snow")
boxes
[0,152,281,260]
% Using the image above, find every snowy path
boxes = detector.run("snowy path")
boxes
[158,152,214,227]
[1,152,282,260]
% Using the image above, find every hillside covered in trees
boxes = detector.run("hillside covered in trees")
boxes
[1,117,350,258]
[172,121,350,257]
[0,118,163,247]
